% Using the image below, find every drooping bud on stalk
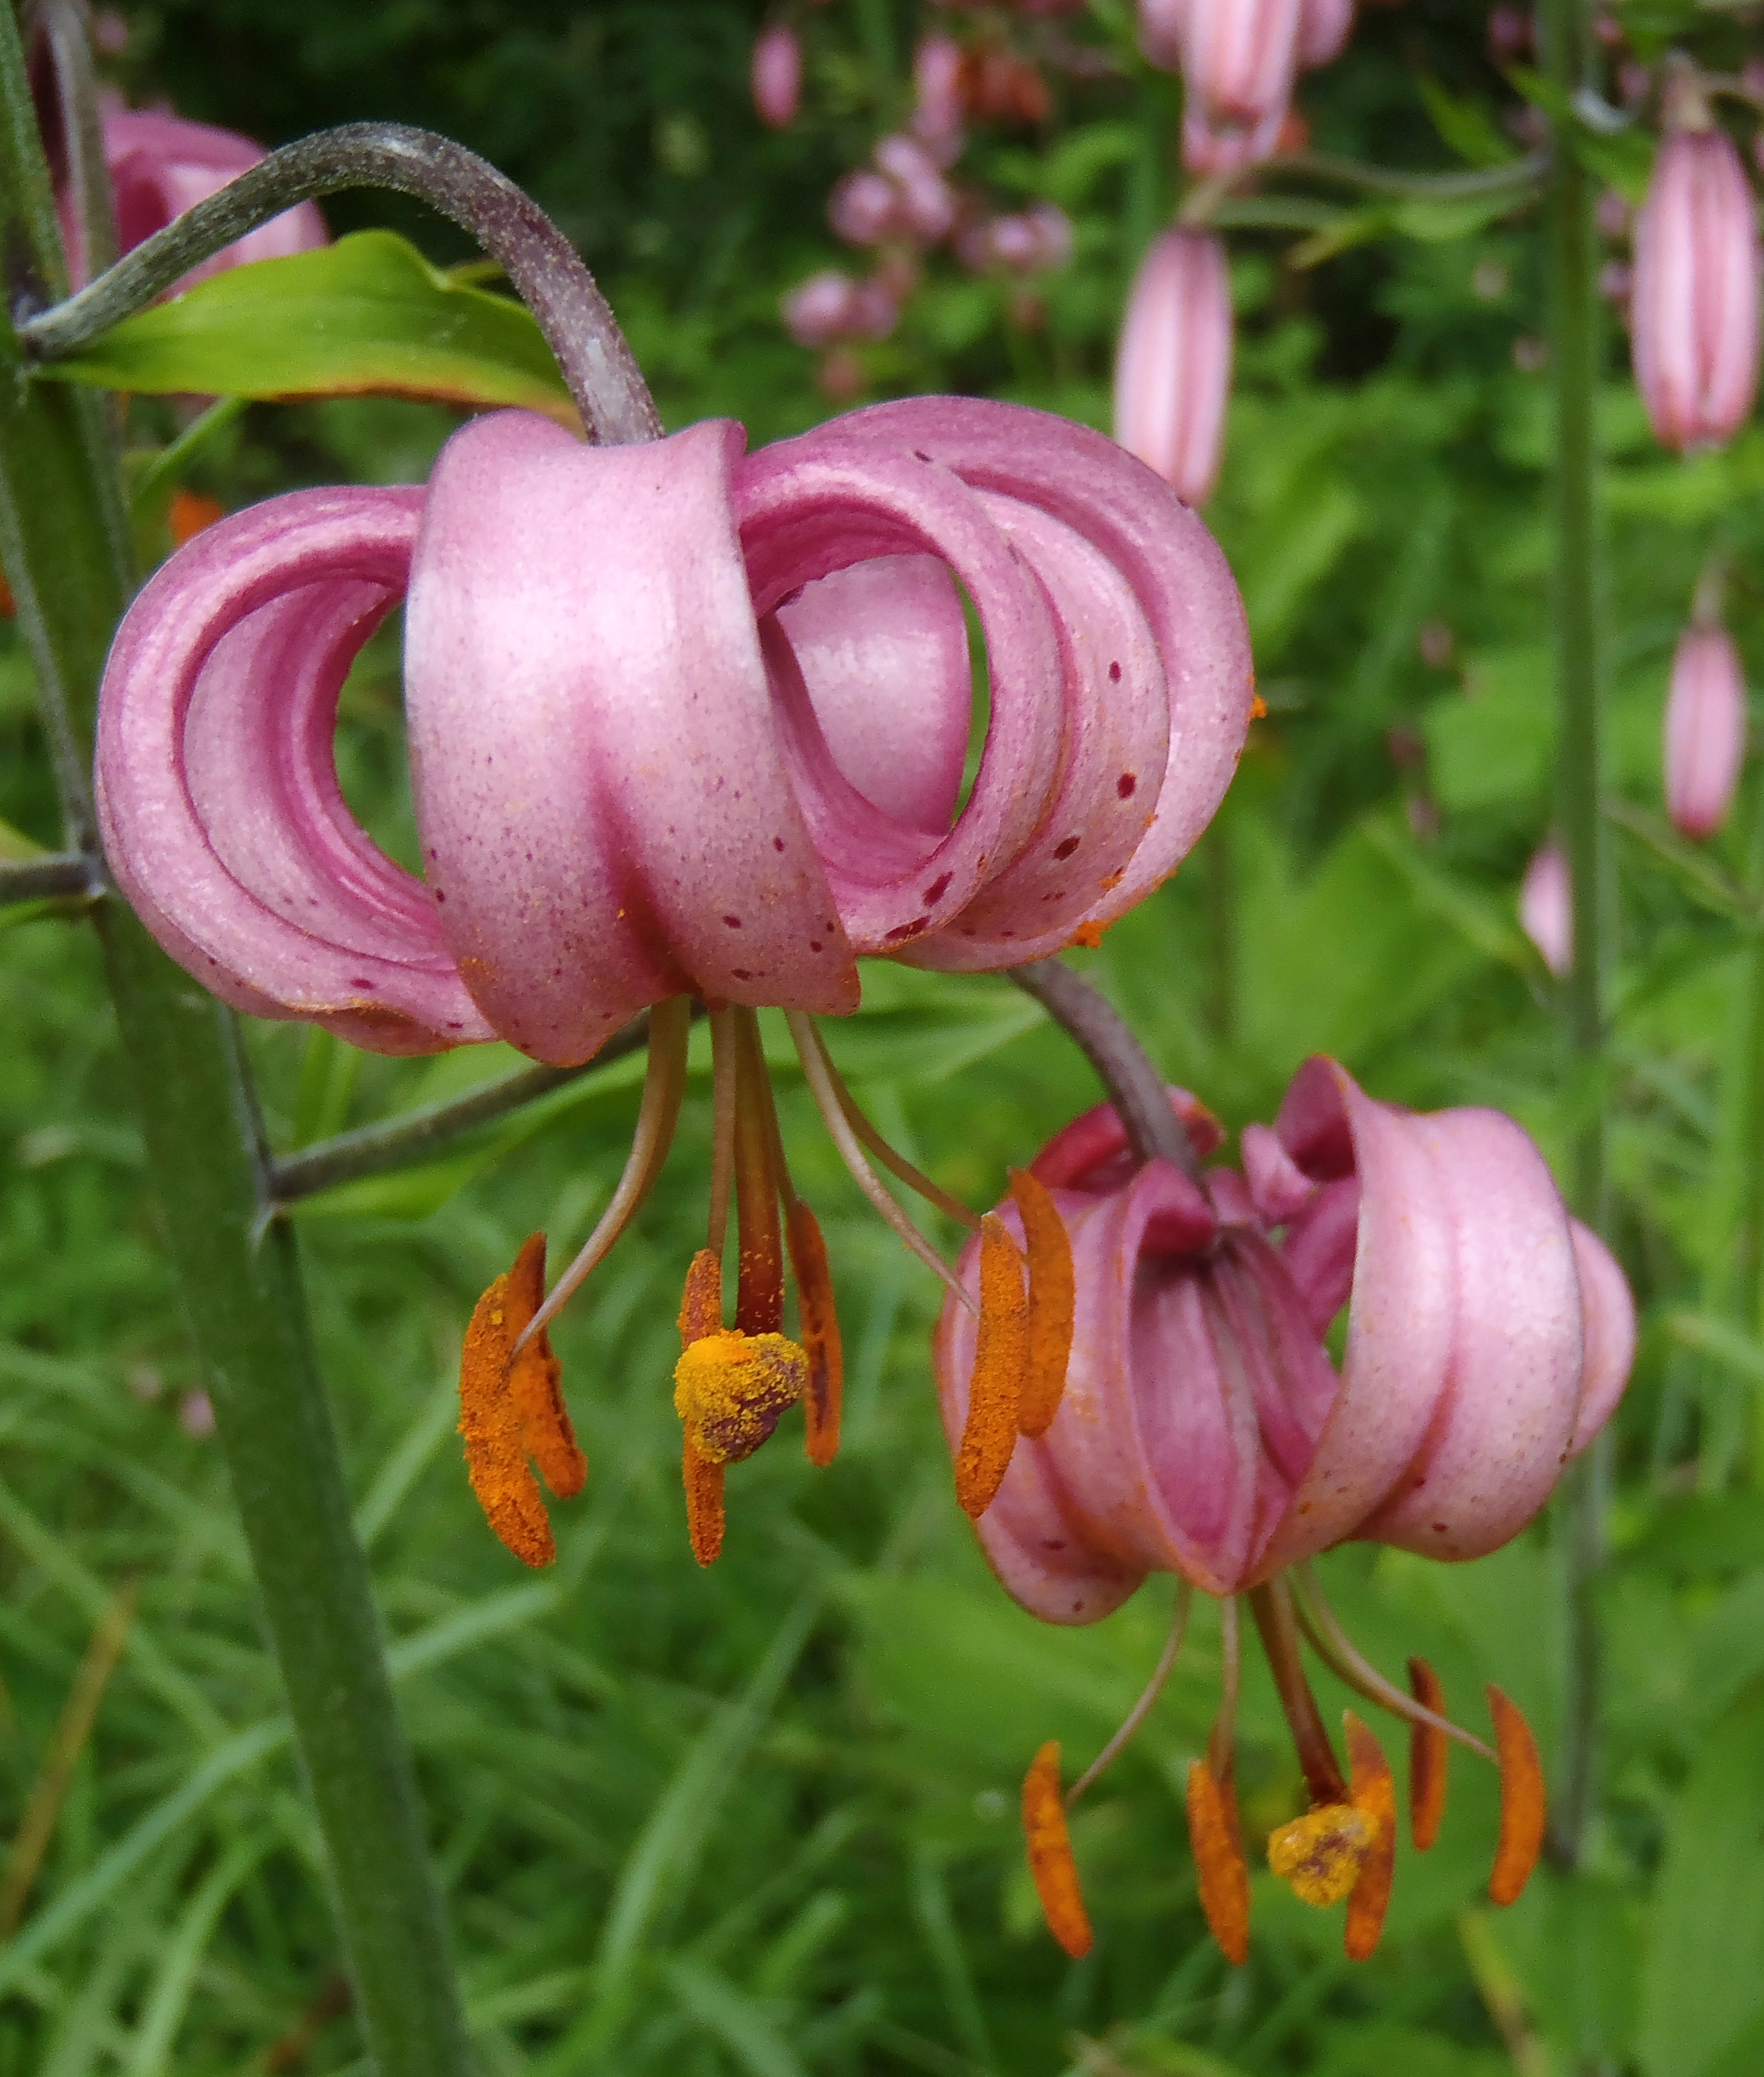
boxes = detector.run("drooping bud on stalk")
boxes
[1173,0,1304,174]
[912,32,967,159]
[1519,843,1572,978]
[1664,617,1748,840]
[1114,229,1233,507]
[752,23,804,129]
[1297,0,1355,67]
[1632,97,1761,452]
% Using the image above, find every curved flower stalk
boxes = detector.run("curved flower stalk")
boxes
[1664,614,1749,841]
[1114,229,1233,506]
[936,1060,1634,1961]
[59,104,327,291]
[97,395,1255,1566]
[1631,101,1761,453]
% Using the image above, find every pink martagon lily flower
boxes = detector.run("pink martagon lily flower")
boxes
[96,397,1253,1061]
[937,1059,1634,1960]
[1114,229,1233,506]
[1154,0,1304,174]
[58,106,327,291]
[1664,619,1749,840]
[1631,115,1761,452]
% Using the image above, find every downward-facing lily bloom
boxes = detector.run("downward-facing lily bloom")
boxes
[1171,0,1305,175]
[1664,617,1749,840]
[1114,229,1233,507]
[54,105,327,291]
[96,395,1254,1567]
[1631,111,1761,452]
[936,1061,1634,1962]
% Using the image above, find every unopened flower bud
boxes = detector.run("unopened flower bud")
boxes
[913,33,966,157]
[829,167,902,245]
[1175,0,1304,174]
[1519,844,1572,977]
[1297,0,1355,68]
[752,23,803,129]
[1664,621,1748,840]
[875,131,958,240]
[1114,229,1233,507]
[782,269,859,349]
[1632,125,1761,451]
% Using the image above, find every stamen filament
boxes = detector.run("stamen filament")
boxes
[815,1035,981,1231]
[732,1011,785,1334]
[1248,1579,1347,1804]
[1486,1686,1546,1906]
[1008,1166,1075,1438]
[786,1199,843,1467]
[1209,1594,1242,1782]
[1067,1582,1194,1806]
[520,996,693,1345]
[785,1011,978,1314]
[705,1006,741,1259]
[1022,1742,1094,1958]
[1290,1565,1495,1765]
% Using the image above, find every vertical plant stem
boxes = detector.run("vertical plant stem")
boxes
[1541,0,1606,1872]
[0,12,471,2071]
[1732,783,1764,1483]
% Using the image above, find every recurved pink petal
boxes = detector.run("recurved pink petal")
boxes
[405,411,859,1066]
[814,397,1253,954]
[1568,1219,1636,1454]
[1114,230,1233,508]
[1664,621,1748,839]
[774,555,970,832]
[95,488,489,1052]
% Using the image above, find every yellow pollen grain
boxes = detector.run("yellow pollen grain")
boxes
[955,1216,1027,1518]
[1021,1742,1092,1958]
[1007,1168,1074,1440]
[673,1330,806,1467]
[1267,1803,1373,1908]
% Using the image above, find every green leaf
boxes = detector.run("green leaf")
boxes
[1417,75,1521,169]
[30,231,578,427]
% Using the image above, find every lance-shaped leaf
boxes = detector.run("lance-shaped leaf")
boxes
[29,230,579,428]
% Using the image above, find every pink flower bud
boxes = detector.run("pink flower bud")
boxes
[1137,0,1188,71]
[1176,0,1304,175]
[752,23,803,129]
[1664,621,1748,839]
[1632,126,1761,451]
[1113,229,1233,507]
[782,270,859,348]
[1297,0,1354,68]
[874,132,958,242]
[912,33,966,156]
[828,168,903,245]
[960,203,1073,274]
[1519,843,1572,977]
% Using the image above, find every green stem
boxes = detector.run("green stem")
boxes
[0,12,471,2071]
[1732,785,1764,1484]
[1541,0,1606,1875]
[0,851,96,901]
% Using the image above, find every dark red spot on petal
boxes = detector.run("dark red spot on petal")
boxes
[923,873,952,905]
[1108,661,1122,683]
[1117,773,1137,799]
[723,915,743,929]
[773,836,786,852]
[1053,837,1080,861]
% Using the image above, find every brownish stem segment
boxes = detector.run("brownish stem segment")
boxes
[732,1009,785,1335]
[1247,1579,1346,1804]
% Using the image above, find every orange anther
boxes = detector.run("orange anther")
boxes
[1021,1742,1093,1959]
[1407,1656,1449,1852]
[506,1234,587,1500]
[1007,1168,1074,1440]
[1344,1713,1396,1961]
[169,487,225,546]
[786,1200,843,1467]
[1185,1759,1250,1967]
[1486,1686,1546,1907]
[955,1215,1027,1518]
[458,1243,558,1569]
[682,1436,726,1567]
[679,1247,724,1343]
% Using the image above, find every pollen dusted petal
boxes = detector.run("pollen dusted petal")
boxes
[504,1234,586,1499]
[1343,1713,1395,1961]
[956,1216,1029,1517]
[1267,1801,1371,1909]
[1186,1759,1251,1966]
[786,1201,844,1467]
[1021,1741,1094,1958]
[1009,1167,1075,1439]
[1407,1657,1450,1851]
[1487,1685,1546,1906]
[458,1268,555,1569]
[683,1437,726,1567]
[673,1330,808,1465]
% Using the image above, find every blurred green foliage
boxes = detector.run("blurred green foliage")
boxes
[4,1,1764,2073]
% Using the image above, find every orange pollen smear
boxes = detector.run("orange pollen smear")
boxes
[1185,1760,1251,1967]
[457,1233,585,1569]
[1064,920,1107,951]
[1267,1802,1373,1908]
[1007,1168,1075,1440]
[1343,1712,1397,1961]
[955,1215,1028,1517]
[785,1199,843,1468]
[1250,692,1268,721]
[169,488,225,546]
[1487,1685,1546,1906]
[1407,1656,1450,1851]
[673,1330,806,1467]
[1021,1742,1093,1959]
